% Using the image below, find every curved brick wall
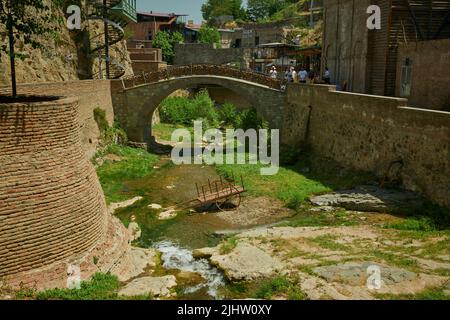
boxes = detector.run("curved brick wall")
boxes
[0,96,108,279]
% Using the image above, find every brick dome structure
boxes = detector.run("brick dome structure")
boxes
[0,96,111,287]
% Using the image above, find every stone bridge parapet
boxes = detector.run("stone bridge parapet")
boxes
[118,64,283,91]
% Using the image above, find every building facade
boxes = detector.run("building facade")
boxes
[322,0,450,107]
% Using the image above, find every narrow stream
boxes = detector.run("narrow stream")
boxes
[114,158,293,299]
[153,240,225,299]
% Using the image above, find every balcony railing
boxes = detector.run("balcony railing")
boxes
[111,0,137,23]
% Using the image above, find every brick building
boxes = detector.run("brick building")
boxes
[126,11,188,48]
[322,0,450,109]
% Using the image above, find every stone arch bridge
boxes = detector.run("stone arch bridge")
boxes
[111,65,287,145]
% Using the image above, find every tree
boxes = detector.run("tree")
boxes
[247,0,298,22]
[152,31,183,65]
[0,0,51,98]
[198,25,221,47]
[201,0,246,23]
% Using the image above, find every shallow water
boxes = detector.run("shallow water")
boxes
[113,159,287,299]
[153,240,225,299]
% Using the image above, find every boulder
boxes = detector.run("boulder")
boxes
[119,275,177,297]
[209,243,283,281]
[110,247,158,282]
[310,186,423,214]
[313,262,417,286]
[128,222,141,241]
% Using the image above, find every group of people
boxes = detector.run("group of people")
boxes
[268,66,331,85]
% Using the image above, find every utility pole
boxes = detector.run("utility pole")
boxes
[103,0,110,79]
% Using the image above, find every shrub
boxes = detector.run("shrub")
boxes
[93,107,109,133]
[237,107,269,131]
[219,102,239,127]
[159,90,219,127]
[198,25,221,47]
[219,236,238,254]
[94,108,127,146]
[152,31,183,64]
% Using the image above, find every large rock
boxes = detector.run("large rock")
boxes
[119,276,177,297]
[108,196,143,214]
[313,262,417,286]
[310,186,423,213]
[110,247,158,282]
[128,222,142,241]
[208,243,283,281]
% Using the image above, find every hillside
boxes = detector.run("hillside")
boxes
[242,0,323,47]
[0,0,133,87]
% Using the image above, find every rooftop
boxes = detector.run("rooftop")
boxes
[137,11,188,18]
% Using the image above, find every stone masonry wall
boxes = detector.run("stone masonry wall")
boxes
[0,97,109,283]
[0,80,114,159]
[396,39,450,111]
[174,43,247,66]
[284,84,450,208]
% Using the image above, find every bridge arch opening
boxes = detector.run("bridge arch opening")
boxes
[149,84,264,147]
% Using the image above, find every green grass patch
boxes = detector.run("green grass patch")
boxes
[385,217,437,232]
[366,250,419,270]
[35,273,154,300]
[217,162,331,206]
[254,277,306,300]
[219,236,238,255]
[374,286,450,300]
[95,145,159,203]
[36,273,119,300]
[309,235,349,252]
[279,210,358,228]
[216,155,373,211]
[153,123,193,141]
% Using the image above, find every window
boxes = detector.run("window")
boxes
[400,58,413,98]
[255,36,260,46]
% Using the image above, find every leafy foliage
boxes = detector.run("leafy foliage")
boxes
[201,0,247,23]
[93,108,127,147]
[237,107,269,131]
[159,90,220,128]
[152,31,183,64]
[246,0,299,22]
[219,236,238,254]
[198,25,221,47]
[219,102,240,127]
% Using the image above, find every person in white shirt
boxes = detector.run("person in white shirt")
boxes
[290,67,298,83]
[269,66,278,79]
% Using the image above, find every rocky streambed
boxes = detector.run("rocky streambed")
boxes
[106,159,449,300]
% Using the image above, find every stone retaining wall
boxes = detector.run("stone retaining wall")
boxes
[174,43,246,66]
[283,84,450,208]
